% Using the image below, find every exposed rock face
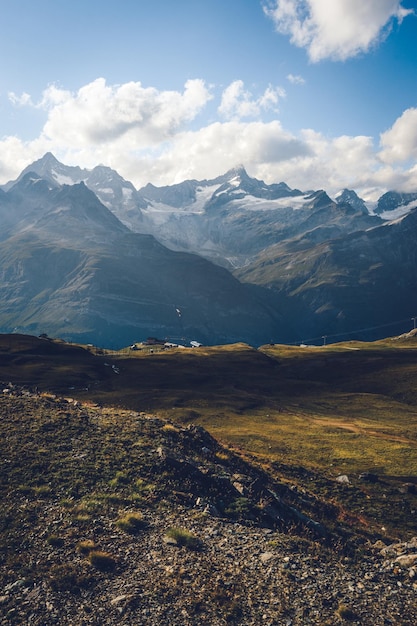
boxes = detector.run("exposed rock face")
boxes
[236,208,417,342]
[335,188,368,214]
[0,171,289,347]
[375,191,417,215]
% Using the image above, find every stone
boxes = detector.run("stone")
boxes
[336,474,350,484]
[110,595,128,606]
[394,554,417,568]
[260,552,275,564]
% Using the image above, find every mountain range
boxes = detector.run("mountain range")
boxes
[1,152,417,347]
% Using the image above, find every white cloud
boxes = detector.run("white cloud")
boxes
[379,108,417,163]
[287,73,305,85]
[218,80,285,120]
[8,91,33,107]
[101,121,417,198]
[6,78,214,155]
[130,120,312,184]
[38,78,212,147]
[263,0,414,61]
[0,134,56,182]
[258,130,379,193]
[1,77,417,199]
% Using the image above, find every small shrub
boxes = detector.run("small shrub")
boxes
[78,497,102,513]
[224,497,252,518]
[59,498,74,509]
[109,471,129,489]
[336,603,358,621]
[76,539,97,555]
[88,550,117,572]
[134,478,155,494]
[33,485,52,497]
[73,513,91,524]
[47,534,64,548]
[164,527,202,550]
[16,484,32,495]
[49,563,94,593]
[215,451,230,463]
[212,588,242,622]
[116,512,147,534]
[100,493,128,505]
[161,423,179,434]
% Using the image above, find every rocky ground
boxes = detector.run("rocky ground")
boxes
[1,387,417,625]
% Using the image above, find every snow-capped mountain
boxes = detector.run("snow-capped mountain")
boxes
[4,152,147,229]
[6,153,410,269]
[374,191,417,219]
[335,189,368,214]
[2,152,417,346]
[137,174,378,267]
[0,164,290,347]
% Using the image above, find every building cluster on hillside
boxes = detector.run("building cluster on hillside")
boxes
[129,337,202,351]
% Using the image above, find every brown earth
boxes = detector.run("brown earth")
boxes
[2,333,417,624]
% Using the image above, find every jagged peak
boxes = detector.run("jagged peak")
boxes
[225,164,249,179]
[335,188,361,200]
[27,152,63,171]
[39,151,60,163]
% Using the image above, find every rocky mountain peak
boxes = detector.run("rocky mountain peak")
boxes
[335,188,368,214]
[4,152,86,191]
[225,164,249,181]
[375,191,417,215]
[35,151,60,167]
[303,189,333,209]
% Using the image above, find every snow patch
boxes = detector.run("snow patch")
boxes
[51,169,82,185]
[364,201,377,214]
[226,195,310,211]
[142,183,222,224]
[380,199,417,221]
[97,187,114,195]
[193,184,222,211]
[122,187,133,199]
[382,212,409,226]
[228,175,241,187]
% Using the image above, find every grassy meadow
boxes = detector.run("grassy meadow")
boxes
[1,333,417,479]
[2,332,417,537]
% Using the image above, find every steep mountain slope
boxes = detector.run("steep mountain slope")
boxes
[375,190,417,215]
[236,208,417,341]
[137,169,379,266]
[4,152,147,227]
[0,173,289,347]
[335,188,368,214]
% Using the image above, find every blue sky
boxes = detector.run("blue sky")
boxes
[0,0,416,199]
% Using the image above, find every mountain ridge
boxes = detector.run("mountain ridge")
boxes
[0,166,291,347]
[2,153,417,347]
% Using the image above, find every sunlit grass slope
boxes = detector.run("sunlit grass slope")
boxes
[2,333,417,479]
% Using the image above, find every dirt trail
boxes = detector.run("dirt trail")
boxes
[308,416,416,445]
